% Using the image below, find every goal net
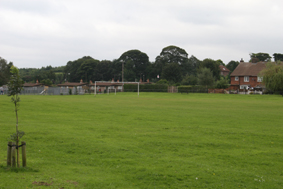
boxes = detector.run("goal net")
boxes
[92,81,140,96]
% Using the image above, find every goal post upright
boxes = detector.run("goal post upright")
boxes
[94,82,96,96]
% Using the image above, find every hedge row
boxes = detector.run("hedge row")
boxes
[124,84,168,92]
[178,85,208,93]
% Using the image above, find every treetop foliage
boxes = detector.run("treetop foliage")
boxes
[273,53,283,62]
[260,61,283,92]
[7,66,24,96]
[155,45,188,65]
[199,58,221,80]
[0,57,13,86]
[249,53,271,62]
[197,67,215,87]
[3,48,283,87]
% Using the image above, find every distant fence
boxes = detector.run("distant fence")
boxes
[1,86,282,95]
[2,87,85,95]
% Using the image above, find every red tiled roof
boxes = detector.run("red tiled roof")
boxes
[23,83,44,87]
[230,62,267,76]
[89,82,123,86]
[219,65,230,72]
[57,82,87,87]
[89,82,152,86]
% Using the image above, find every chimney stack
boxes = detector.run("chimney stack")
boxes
[80,79,83,83]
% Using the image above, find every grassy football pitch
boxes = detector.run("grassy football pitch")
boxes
[0,93,283,188]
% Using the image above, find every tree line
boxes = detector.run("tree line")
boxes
[1,46,283,88]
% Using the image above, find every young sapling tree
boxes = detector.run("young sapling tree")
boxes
[7,66,24,168]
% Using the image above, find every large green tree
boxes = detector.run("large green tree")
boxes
[226,60,239,73]
[199,58,220,80]
[180,55,200,76]
[155,45,189,81]
[216,59,225,66]
[0,57,13,86]
[181,74,198,85]
[19,66,65,84]
[155,45,188,65]
[273,53,283,62]
[197,67,215,88]
[260,61,283,94]
[161,63,182,83]
[64,56,99,82]
[249,53,271,62]
[118,50,150,81]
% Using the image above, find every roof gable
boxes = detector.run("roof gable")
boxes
[23,83,44,87]
[219,65,230,72]
[57,82,87,87]
[230,62,267,76]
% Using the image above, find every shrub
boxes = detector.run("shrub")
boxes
[215,77,229,89]
[156,79,168,85]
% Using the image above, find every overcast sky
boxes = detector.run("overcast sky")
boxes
[1,0,283,68]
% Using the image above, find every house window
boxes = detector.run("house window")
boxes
[257,76,263,82]
[244,76,249,82]
[235,76,239,81]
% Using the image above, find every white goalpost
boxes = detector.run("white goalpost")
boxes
[94,81,140,96]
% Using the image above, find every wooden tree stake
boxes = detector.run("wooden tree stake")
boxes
[7,142,12,167]
[11,142,16,168]
[22,141,26,167]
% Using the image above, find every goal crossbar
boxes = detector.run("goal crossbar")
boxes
[94,81,140,96]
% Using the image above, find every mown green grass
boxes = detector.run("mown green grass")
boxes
[0,93,283,188]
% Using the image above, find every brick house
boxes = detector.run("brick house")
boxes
[219,65,230,76]
[57,79,87,88]
[89,79,123,93]
[230,61,266,90]
[23,80,44,88]
[57,79,88,94]
[89,79,152,93]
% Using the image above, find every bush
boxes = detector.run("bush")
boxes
[156,79,168,85]
[215,77,229,89]
[181,75,198,85]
